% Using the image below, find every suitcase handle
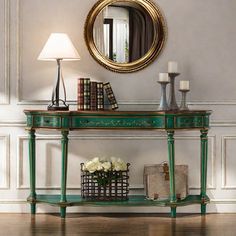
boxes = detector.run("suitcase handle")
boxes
[162,162,169,181]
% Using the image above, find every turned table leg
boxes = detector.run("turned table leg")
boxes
[28,129,36,214]
[167,131,177,218]
[200,129,208,215]
[60,130,69,218]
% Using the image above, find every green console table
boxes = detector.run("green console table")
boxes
[24,110,211,218]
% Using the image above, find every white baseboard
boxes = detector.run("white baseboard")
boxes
[1,202,236,214]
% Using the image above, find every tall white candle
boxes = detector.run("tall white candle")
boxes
[180,80,189,90]
[159,73,169,82]
[168,61,178,73]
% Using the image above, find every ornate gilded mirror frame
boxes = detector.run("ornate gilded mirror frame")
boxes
[84,0,167,73]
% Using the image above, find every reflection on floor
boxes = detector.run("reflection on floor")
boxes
[0,213,235,236]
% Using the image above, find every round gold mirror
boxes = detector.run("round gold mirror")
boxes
[84,0,166,73]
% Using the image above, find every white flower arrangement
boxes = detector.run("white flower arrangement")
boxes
[81,157,130,199]
[83,157,128,173]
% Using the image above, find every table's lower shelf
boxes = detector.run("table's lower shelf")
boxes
[27,194,210,207]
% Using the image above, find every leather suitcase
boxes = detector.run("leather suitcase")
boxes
[144,163,188,200]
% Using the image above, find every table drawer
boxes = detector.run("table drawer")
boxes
[33,115,61,128]
[174,116,204,128]
[71,116,165,129]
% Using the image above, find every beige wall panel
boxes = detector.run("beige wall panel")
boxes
[18,0,236,103]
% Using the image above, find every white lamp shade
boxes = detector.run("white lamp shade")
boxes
[38,33,81,61]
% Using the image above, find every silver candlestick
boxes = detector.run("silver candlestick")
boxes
[179,89,190,110]
[158,81,169,111]
[168,73,180,110]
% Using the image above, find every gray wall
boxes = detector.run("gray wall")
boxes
[0,0,236,213]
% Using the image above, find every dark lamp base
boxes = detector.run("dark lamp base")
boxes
[47,106,69,111]
[47,102,69,111]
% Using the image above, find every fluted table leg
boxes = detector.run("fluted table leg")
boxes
[200,129,208,215]
[60,130,69,218]
[167,131,177,218]
[28,129,36,214]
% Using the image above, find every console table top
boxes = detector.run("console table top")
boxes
[24,110,211,130]
[24,110,212,115]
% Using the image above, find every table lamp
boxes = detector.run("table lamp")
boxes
[38,33,80,110]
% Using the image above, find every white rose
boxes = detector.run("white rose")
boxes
[96,162,103,171]
[85,160,100,173]
[112,158,127,171]
[84,160,92,170]
[118,159,127,171]
[91,157,100,163]
[86,163,96,173]
[102,162,111,172]
[84,157,127,173]
[113,162,120,171]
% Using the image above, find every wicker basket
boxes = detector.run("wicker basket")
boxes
[81,163,130,201]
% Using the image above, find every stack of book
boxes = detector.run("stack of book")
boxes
[77,78,118,111]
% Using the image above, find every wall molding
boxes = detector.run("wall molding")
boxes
[0,199,26,204]
[211,199,236,204]
[0,0,10,104]
[0,120,25,127]
[211,122,236,127]
[17,134,216,190]
[16,0,20,102]
[16,0,22,103]
[114,100,236,106]
[16,99,236,106]
[221,135,236,189]
[0,135,10,189]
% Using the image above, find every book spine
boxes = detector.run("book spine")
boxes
[97,82,104,110]
[77,78,84,110]
[103,82,118,110]
[90,81,97,111]
[83,78,91,110]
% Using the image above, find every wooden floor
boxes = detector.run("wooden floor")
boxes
[0,213,236,236]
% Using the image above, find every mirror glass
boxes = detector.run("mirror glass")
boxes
[84,0,166,73]
[93,2,154,64]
